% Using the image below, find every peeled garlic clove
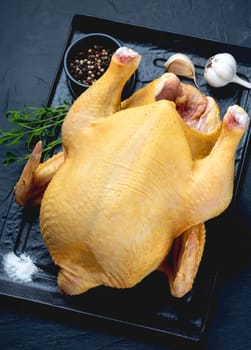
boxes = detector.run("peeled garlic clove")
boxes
[164,53,197,84]
[204,53,251,89]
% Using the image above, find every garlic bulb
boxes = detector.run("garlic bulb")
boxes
[204,53,251,89]
[164,53,197,86]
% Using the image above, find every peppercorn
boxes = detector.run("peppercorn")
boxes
[69,44,113,85]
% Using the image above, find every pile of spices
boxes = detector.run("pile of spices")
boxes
[3,252,39,283]
[69,44,113,86]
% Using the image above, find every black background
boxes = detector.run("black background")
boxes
[1,1,251,349]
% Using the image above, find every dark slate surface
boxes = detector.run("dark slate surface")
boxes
[1,1,251,349]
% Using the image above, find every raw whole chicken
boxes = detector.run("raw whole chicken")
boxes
[14,47,249,297]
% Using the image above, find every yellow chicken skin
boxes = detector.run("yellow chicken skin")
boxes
[14,72,220,206]
[14,47,249,298]
[40,100,248,296]
[14,47,141,206]
[121,73,222,297]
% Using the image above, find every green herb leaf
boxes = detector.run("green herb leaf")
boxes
[0,102,70,166]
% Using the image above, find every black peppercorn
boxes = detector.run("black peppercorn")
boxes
[69,44,113,86]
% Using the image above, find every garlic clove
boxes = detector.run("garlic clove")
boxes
[164,53,197,85]
[204,53,251,89]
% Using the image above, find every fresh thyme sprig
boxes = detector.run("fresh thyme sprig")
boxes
[0,102,70,166]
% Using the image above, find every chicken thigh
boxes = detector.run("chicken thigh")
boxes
[14,47,249,298]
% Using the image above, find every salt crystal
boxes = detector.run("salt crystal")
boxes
[3,252,38,283]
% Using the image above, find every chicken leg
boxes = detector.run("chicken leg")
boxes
[14,47,141,206]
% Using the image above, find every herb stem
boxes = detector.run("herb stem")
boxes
[0,102,70,165]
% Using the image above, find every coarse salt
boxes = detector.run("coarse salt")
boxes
[3,252,38,283]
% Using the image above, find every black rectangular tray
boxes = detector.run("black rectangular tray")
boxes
[1,14,251,345]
